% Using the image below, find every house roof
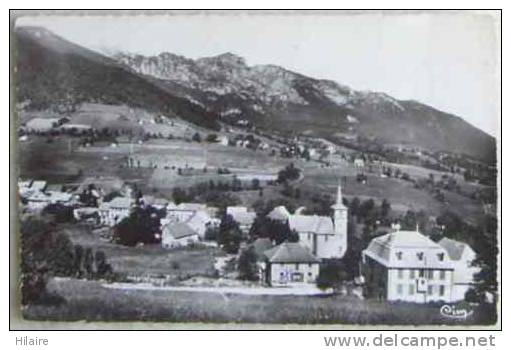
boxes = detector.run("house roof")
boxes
[186,210,213,226]
[177,203,207,211]
[142,195,169,207]
[263,242,320,263]
[363,230,454,269]
[288,214,334,235]
[164,222,199,239]
[438,237,470,261]
[31,180,47,191]
[267,206,290,221]
[226,206,248,215]
[26,118,60,130]
[248,238,274,259]
[105,197,133,209]
[229,211,256,226]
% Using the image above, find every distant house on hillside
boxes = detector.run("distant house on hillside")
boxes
[25,117,66,132]
[162,222,200,249]
[262,242,320,286]
[354,158,365,168]
[226,206,256,235]
[438,237,480,301]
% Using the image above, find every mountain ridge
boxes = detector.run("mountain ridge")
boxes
[14,26,495,163]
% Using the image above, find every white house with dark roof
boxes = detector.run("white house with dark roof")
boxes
[98,197,134,226]
[262,242,320,286]
[362,229,456,303]
[287,183,348,259]
[438,237,480,301]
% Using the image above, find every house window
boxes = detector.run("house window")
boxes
[396,252,403,260]
[398,270,403,279]
[325,235,328,242]
[419,269,425,278]
[307,233,311,240]
[409,269,414,279]
[427,270,434,279]
[439,270,446,280]
[439,285,445,296]
[427,285,433,295]
[291,272,304,282]
[438,253,445,261]
[408,284,415,295]
[417,252,424,261]
[295,263,299,270]
[397,284,403,295]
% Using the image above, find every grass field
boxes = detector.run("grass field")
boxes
[59,224,219,279]
[301,165,486,225]
[23,278,495,325]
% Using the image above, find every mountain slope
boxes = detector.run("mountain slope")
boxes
[113,51,496,163]
[13,26,220,130]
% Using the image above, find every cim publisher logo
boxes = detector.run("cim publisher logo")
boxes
[440,304,474,319]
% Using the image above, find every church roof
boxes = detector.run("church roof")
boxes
[288,214,334,234]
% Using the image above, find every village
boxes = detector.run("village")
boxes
[17,104,493,304]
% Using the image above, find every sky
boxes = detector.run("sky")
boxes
[16,11,500,136]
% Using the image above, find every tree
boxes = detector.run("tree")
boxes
[192,132,202,143]
[380,198,391,218]
[42,203,74,223]
[94,250,112,278]
[316,260,348,290]
[113,205,164,246]
[218,215,243,254]
[73,245,84,277]
[469,215,498,305]
[206,133,218,143]
[50,233,75,276]
[238,246,259,281]
[251,178,261,190]
[83,247,94,277]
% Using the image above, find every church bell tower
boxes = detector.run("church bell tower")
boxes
[331,180,348,258]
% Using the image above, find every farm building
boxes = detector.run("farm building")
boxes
[162,222,200,249]
[262,242,320,286]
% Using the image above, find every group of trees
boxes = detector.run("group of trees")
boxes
[249,216,299,245]
[20,217,114,305]
[277,163,301,183]
[113,205,165,246]
[217,214,243,254]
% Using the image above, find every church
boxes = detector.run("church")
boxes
[266,183,348,260]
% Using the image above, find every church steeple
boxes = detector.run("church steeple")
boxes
[331,177,348,259]
[331,179,346,209]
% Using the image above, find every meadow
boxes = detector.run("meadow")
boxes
[23,277,495,326]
